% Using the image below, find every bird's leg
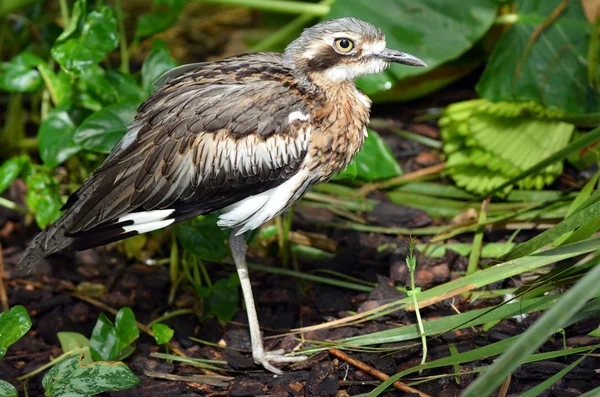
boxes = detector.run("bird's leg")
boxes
[229,229,307,374]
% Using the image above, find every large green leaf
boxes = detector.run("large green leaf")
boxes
[0,155,29,195]
[325,0,499,96]
[51,0,119,75]
[176,214,227,262]
[38,106,86,167]
[0,305,32,359]
[90,308,139,362]
[141,40,178,94]
[208,274,240,323]
[42,355,139,397]
[73,101,139,153]
[0,51,44,92]
[477,0,600,115]
[25,170,64,229]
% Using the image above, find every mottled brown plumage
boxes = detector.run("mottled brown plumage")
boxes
[20,17,426,373]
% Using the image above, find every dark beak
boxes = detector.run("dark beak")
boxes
[378,48,427,67]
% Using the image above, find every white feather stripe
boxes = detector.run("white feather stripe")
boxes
[118,209,175,224]
[122,218,175,234]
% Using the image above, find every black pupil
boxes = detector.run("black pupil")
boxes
[339,40,350,49]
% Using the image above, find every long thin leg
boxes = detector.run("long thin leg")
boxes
[229,229,306,374]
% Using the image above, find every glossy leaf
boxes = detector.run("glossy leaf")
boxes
[73,100,139,153]
[38,62,73,106]
[0,155,29,195]
[141,40,178,94]
[0,380,17,397]
[76,65,120,111]
[105,71,144,102]
[208,274,240,323]
[0,51,44,92]
[90,313,119,362]
[25,170,64,229]
[51,1,119,75]
[57,332,92,364]
[0,305,32,359]
[176,214,227,262]
[114,308,139,360]
[477,0,600,115]
[136,10,180,40]
[151,323,174,345]
[38,106,85,167]
[42,355,139,397]
[325,0,499,96]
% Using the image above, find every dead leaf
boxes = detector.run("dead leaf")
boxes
[582,0,600,22]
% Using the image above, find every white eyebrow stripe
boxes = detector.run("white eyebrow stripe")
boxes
[362,40,386,55]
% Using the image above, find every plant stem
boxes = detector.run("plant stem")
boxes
[114,0,130,74]
[17,347,87,381]
[58,0,70,26]
[196,0,330,16]
[407,241,427,369]
[146,309,195,328]
[0,197,28,214]
[467,198,489,275]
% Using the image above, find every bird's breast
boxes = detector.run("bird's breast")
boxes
[308,84,371,182]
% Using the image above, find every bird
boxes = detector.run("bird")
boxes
[19,17,426,373]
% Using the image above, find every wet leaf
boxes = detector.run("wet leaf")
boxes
[0,51,44,92]
[114,308,139,360]
[51,0,119,75]
[141,40,178,94]
[325,0,499,97]
[38,62,73,106]
[151,323,174,345]
[25,169,64,229]
[208,274,240,323]
[0,380,17,397]
[105,71,144,102]
[341,129,402,181]
[42,355,139,397]
[73,100,139,153]
[0,305,32,359]
[38,106,85,167]
[0,155,29,195]
[76,65,120,111]
[176,214,227,262]
[477,0,600,115]
[90,314,119,362]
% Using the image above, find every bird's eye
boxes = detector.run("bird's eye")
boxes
[334,38,354,53]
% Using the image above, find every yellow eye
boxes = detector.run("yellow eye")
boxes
[334,38,354,53]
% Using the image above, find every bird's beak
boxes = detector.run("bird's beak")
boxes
[377,49,427,67]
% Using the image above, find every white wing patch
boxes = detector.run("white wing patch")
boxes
[119,209,176,234]
[288,111,309,123]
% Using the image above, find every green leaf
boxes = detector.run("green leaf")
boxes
[325,0,499,96]
[90,314,119,362]
[135,9,180,40]
[51,1,119,75]
[105,71,144,102]
[0,380,17,397]
[354,129,403,181]
[57,332,92,364]
[114,308,139,360]
[0,155,29,195]
[176,214,227,262]
[208,274,240,323]
[477,0,600,115]
[73,100,139,153]
[141,40,178,94]
[0,305,32,359]
[76,65,120,111]
[38,62,73,106]
[38,106,85,167]
[25,169,64,229]
[154,0,187,9]
[0,51,44,92]
[151,324,174,345]
[42,355,139,397]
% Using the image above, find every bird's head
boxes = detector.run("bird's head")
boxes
[284,17,426,84]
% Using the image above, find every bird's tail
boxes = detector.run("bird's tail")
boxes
[18,219,73,272]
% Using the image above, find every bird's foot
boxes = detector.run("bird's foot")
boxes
[253,349,307,375]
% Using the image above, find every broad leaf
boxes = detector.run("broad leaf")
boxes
[151,323,174,345]
[42,355,139,397]
[141,40,178,94]
[176,214,227,262]
[73,100,139,153]
[0,380,17,397]
[135,10,180,40]
[90,314,119,362]
[0,51,44,92]
[208,274,240,323]
[114,308,139,360]
[0,305,32,359]
[0,156,29,195]
[38,106,85,167]
[76,65,120,111]
[477,0,600,115]
[325,0,499,96]
[57,332,92,364]
[51,1,119,74]
[105,72,144,102]
[38,62,73,106]
[25,170,64,229]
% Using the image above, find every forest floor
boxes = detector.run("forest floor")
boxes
[2,82,600,397]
